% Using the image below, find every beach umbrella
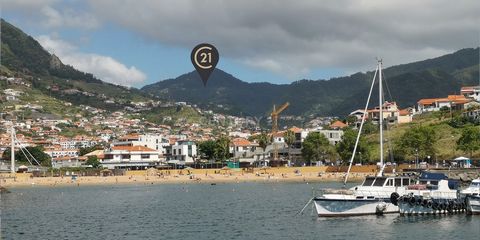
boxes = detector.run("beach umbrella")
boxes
[221,166,230,171]
[454,156,469,161]
[184,167,194,170]
[260,165,270,173]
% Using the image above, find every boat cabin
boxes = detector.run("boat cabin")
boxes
[361,176,411,187]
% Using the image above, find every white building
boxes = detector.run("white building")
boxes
[45,148,79,159]
[51,156,85,169]
[100,145,161,170]
[114,133,170,155]
[319,129,344,145]
[417,95,470,113]
[168,140,197,165]
[229,138,258,158]
[461,86,480,101]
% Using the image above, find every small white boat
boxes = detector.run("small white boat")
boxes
[392,178,466,215]
[462,178,480,195]
[462,178,480,214]
[313,176,411,217]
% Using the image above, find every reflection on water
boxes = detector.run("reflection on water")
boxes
[1,182,479,240]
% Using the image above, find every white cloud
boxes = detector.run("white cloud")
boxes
[37,35,147,86]
[88,0,480,78]
[2,0,99,30]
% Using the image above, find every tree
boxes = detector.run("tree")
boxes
[345,115,358,126]
[85,156,100,168]
[2,146,51,167]
[301,132,332,165]
[397,125,437,161]
[456,126,480,158]
[214,135,230,161]
[363,120,378,134]
[198,140,216,160]
[336,128,369,164]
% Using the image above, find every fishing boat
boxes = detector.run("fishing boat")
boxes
[463,178,480,214]
[313,60,412,217]
[390,172,466,215]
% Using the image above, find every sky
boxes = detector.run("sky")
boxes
[1,0,479,88]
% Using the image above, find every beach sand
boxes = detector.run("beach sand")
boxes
[0,167,373,188]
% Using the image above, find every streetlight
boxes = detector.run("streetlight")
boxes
[415,148,419,169]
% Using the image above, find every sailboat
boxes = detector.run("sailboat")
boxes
[313,60,411,217]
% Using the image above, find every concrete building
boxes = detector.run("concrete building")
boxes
[417,95,470,113]
[461,86,480,101]
[114,133,170,155]
[100,145,160,170]
[168,140,197,165]
[229,138,258,158]
[51,156,85,169]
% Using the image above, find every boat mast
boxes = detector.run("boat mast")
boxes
[11,125,15,174]
[343,63,379,185]
[378,59,385,177]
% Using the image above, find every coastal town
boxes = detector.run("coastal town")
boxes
[1,72,480,172]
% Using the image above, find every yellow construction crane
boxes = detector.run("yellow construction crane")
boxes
[271,102,289,161]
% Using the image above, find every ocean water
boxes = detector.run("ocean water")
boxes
[1,182,479,240]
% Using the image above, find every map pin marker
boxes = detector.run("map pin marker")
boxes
[191,43,219,86]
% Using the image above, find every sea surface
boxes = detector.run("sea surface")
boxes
[1,182,479,240]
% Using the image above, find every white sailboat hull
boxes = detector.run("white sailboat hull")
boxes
[313,198,398,217]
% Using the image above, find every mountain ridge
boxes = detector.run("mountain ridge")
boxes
[142,47,479,117]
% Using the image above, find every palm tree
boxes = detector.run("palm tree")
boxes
[257,132,271,166]
[284,130,295,163]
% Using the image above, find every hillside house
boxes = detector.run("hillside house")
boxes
[417,95,471,113]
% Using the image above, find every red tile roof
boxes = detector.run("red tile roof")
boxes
[111,145,156,152]
[231,138,253,147]
[289,126,303,133]
[330,120,347,129]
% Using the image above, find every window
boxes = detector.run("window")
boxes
[141,154,149,159]
[394,178,402,186]
[402,178,410,186]
[178,149,182,155]
[373,177,386,186]
[362,177,375,186]
[386,179,393,186]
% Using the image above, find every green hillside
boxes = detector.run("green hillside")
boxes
[0,19,153,111]
[142,48,479,118]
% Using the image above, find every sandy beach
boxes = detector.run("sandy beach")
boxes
[0,167,374,188]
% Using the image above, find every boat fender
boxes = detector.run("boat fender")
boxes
[432,201,438,210]
[427,200,433,208]
[416,197,422,206]
[421,199,428,207]
[409,196,416,206]
[440,203,446,210]
[376,202,387,214]
[390,192,400,206]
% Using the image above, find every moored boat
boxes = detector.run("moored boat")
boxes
[391,174,466,216]
[312,60,410,217]
[313,176,411,217]
[462,178,480,214]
